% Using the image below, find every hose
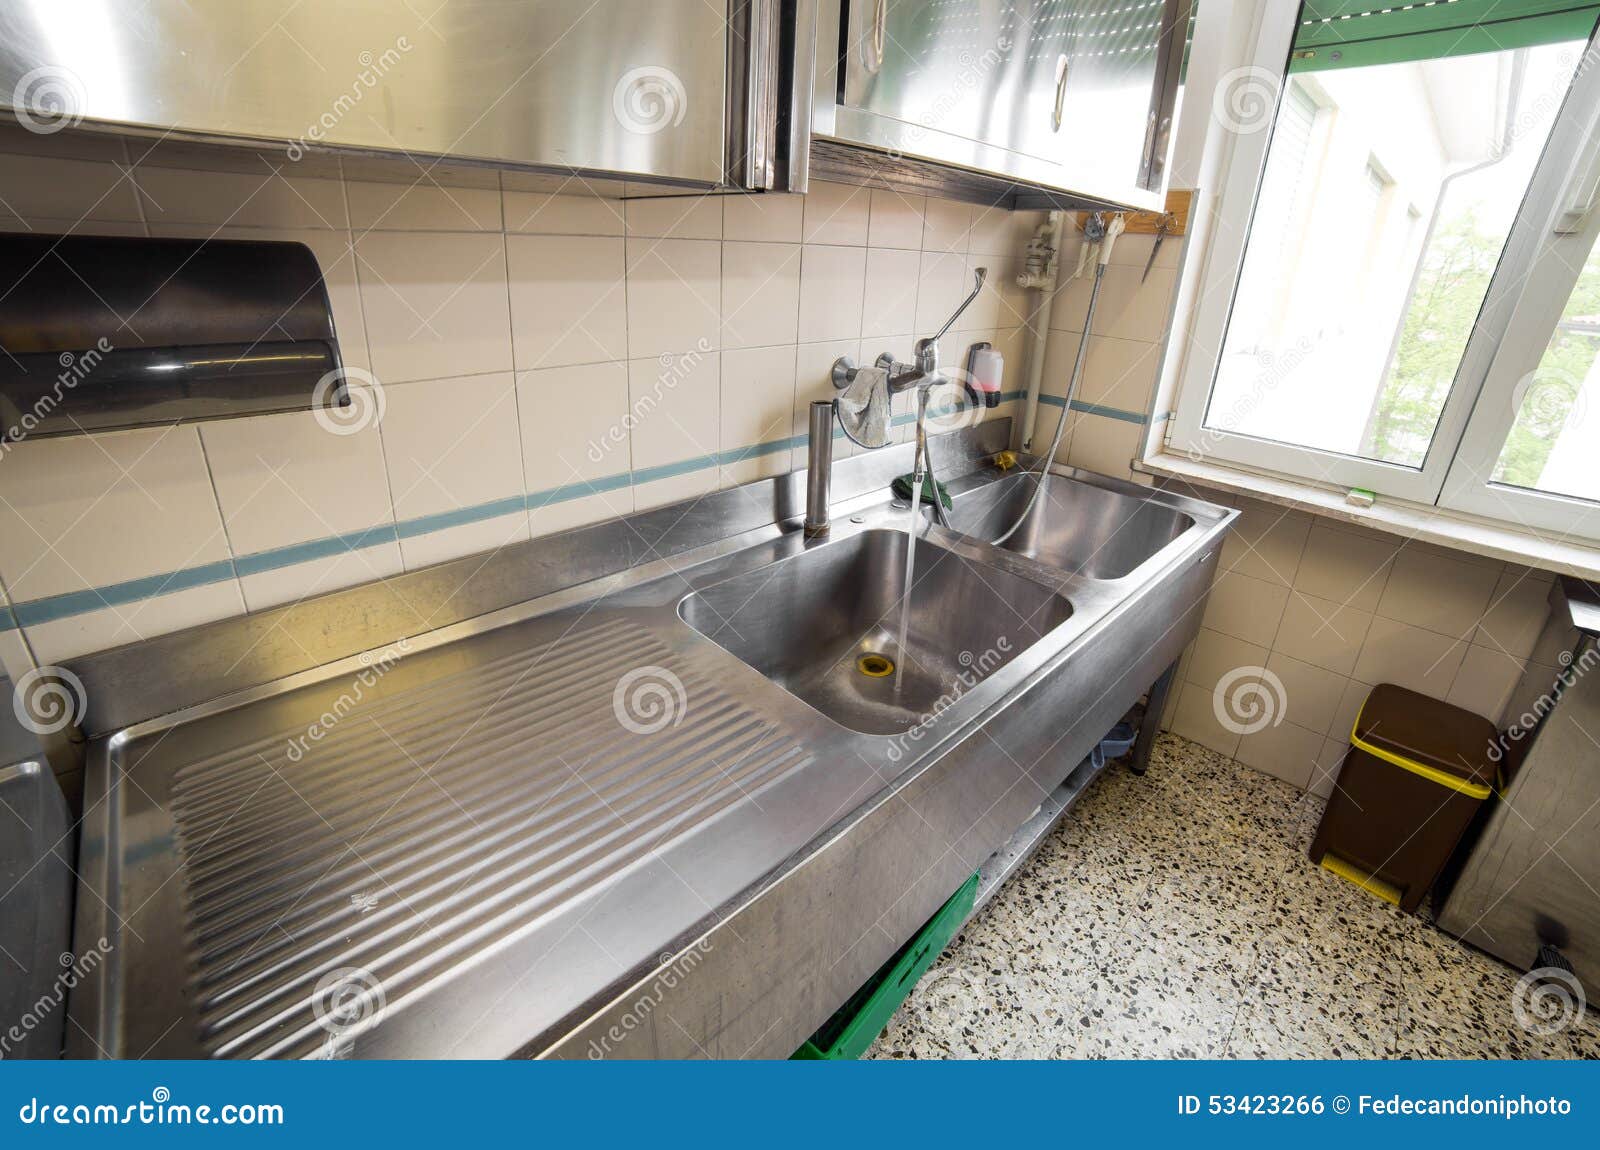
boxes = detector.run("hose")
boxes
[990,256,1109,547]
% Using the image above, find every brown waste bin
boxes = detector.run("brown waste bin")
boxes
[1310,683,1496,913]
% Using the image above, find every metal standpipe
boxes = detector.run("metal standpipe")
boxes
[804,400,833,537]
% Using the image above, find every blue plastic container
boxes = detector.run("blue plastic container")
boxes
[1099,721,1137,761]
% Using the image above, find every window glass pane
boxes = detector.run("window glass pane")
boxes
[1490,240,1600,502]
[1206,44,1583,468]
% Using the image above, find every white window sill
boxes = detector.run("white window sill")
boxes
[1136,452,1600,583]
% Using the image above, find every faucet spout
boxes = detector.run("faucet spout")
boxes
[884,266,987,393]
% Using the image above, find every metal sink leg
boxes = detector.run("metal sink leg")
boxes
[1130,659,1178,776]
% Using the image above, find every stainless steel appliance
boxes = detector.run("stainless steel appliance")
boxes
[0,234,344,442]
[1437,578,1600,996]
[0,676,75,1060]
[810,0,1193,210]
[1,1,1186,207]
[0,0,798,191]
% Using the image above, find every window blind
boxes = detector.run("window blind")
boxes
[1290,0,1600,72]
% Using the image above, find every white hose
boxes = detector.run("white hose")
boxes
[991,214,1124,547]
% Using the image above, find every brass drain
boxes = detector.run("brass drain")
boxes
[856,653,895,678]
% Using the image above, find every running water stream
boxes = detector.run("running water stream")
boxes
[892,390,929,695]
[892,482,920,696]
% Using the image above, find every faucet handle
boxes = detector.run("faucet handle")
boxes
[830,354,888,390]
[928,266,987,346]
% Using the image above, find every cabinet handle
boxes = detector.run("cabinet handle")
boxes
[1052,54,1069,132]
[864,0,887,73]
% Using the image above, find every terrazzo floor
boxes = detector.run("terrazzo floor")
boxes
[867,733,1599,1060]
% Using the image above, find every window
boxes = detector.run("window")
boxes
[1174,0,1600,541]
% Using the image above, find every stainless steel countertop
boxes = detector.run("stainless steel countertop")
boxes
[66,431,1233,1059]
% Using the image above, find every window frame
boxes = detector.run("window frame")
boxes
[1438,73,1600,538]
[1170,0,1600,541]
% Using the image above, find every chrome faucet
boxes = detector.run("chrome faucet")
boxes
[811,267,988,533]
[875,267,988,396]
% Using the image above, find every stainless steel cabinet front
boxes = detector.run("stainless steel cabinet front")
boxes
[832,0,1189,207]
[0,1,731,185]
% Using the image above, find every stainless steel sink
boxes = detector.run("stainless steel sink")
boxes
[678,528,1073,735]
[61,420,1237,1061]
[945,469,1195,580]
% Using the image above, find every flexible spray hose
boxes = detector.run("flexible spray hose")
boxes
[991,214,1122,547]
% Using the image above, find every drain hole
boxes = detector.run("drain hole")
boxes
[856,653,895,678]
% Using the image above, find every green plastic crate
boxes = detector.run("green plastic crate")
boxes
[792,871,980,1060]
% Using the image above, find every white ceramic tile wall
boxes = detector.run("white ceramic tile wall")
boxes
[1160,491,1559,798]
[1002,211,1566,801]
[0,135,1039,674]
[1021,229,1185,483]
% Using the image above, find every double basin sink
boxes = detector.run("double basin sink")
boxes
[679,468,1197,737]
[64,445,1230,1061]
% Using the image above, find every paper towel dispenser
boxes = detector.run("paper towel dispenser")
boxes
[0,234,345,443]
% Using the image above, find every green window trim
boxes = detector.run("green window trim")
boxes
[1290,0,1600,72]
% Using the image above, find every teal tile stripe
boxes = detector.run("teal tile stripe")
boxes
[1036,393,1150,425]
[3,390,1152,630]
[232,525,400,576]
[527,472,633,510]
[14,559,240,627]
[393,497,526,542]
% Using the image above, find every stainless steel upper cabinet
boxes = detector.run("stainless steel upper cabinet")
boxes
[0,1,732,186]
[820,0,1191,208]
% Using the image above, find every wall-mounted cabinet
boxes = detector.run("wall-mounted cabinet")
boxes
[0,1,1186,209]
[811,0,1192,210]
[0,0,791,191]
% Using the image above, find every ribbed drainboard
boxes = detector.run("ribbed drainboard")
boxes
[165,618,809,1059]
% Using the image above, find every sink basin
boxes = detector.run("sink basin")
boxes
[946,471,1193,580]
[679,529,1072,735]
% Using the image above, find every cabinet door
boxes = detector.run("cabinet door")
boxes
[0,0,732,186]
[839,0,1187,204]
